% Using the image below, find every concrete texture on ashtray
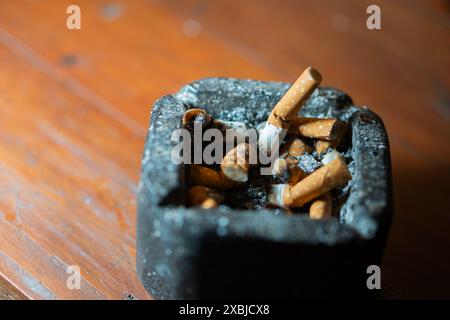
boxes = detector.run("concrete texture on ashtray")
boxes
[137,78,392,299]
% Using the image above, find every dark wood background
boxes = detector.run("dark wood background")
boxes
[0,0,449,299]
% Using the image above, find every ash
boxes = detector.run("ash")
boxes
[297,153,322,174]
[224,168,271,210]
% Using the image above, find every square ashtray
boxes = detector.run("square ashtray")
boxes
[136,78,392,299]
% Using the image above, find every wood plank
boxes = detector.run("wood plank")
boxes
[0,0,448,299]
[0,0,274,126]
[0,43,147,299]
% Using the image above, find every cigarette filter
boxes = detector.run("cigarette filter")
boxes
[289,117,346,141]
[188,186,224,209]
[188,164,237,190]
[221,143,254,183]
[315,122,347,153]
[258,67,322,155]
[281,136,312,157]
[309,193,332,219]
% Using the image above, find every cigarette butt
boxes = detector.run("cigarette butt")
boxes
[281,136,312,157]
[315,140,333,154]
[259,67,322,155]
[272,156,305,185]
[269,156,351,207]
[221,143,254,182]
[315,122,347,153]
[285,156,351,207]
[200,198,219,209]
[268,67,322,128]
[309,193,332,219]
[188,164,237,190]
[182,108,212,131]
[289,117,347,141]
[188,186,224,209]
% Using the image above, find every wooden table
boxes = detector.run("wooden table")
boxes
[0,0,449,299]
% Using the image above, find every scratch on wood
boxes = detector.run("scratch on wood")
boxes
[0,250,56,299]
[0,273,28,300]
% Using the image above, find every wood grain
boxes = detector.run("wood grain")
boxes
[0,0,448,299]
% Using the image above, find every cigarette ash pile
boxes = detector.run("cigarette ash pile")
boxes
[184,67,355,220]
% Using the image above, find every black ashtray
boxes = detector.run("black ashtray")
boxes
[137,78,392,299]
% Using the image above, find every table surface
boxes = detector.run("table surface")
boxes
[0,0,449,299]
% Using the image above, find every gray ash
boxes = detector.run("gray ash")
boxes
[297,153,322,174]
[224,166,271,210]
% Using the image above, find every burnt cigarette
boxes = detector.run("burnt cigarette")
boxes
[188,186,224,209]
[221,143,255,183]
[182,108,212,131]
[259,67,322,155]
[269,156,351,207]
[289,117,346,141]
[309,193,332,219]
[272,156,305,185]
[188,164,237,190]
[281,136,312,157]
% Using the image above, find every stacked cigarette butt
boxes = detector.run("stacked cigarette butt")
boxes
[281,136,312,157]
[183,66,352,219]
